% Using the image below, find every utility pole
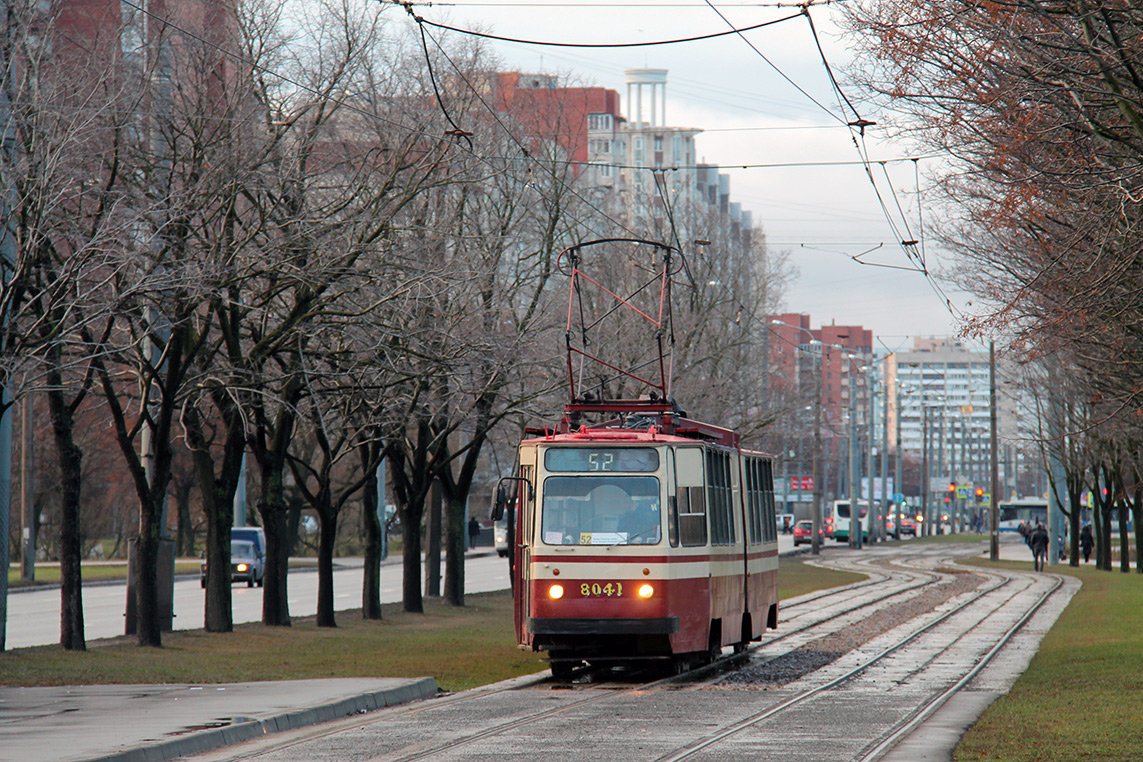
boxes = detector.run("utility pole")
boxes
[895,382,904,540]
[866,366,876,542]
[849,356,862,549]
[0,0,15,649]
[881,364,890,542]
[989,342,999,561]
[811,353,823,555]
[21,396,33,580]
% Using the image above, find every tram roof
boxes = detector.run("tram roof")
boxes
[522,398,746,449]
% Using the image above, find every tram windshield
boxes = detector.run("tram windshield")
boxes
[541,475,661,545]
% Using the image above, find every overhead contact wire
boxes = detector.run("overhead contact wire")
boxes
[396,5,805,48]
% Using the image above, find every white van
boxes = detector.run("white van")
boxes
[230,526,267,585]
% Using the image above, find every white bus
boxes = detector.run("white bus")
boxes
[832,500,871,542]
[997,498,1048,532]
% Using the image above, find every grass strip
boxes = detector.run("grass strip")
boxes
[954,560,1143,762]
[8,559,316,587]
[0,556,864,693]
[779,554,865,598]
[0,591,542,692]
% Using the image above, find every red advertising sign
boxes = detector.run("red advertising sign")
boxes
[789,476,814,491]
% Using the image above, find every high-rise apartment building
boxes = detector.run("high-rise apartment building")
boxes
[890,337,1021,496]
[493,69,752,231]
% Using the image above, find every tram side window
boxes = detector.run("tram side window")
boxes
[675,448,708,547]
[744,457,763,545]
[761,458,777,542]
[707,450,734,546]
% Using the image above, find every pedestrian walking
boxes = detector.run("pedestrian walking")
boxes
[468,517,481,549]
[1030,522,1049,571]
[1080,524,1094,563]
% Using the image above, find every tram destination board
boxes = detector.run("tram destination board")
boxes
[544,447,659,472]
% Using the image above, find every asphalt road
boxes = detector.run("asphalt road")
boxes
[6,551,513,649]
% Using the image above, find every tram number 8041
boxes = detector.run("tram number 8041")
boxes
[581,582,624,597]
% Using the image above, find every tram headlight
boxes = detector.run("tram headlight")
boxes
[548,584,565,600]
[637,584,655,599]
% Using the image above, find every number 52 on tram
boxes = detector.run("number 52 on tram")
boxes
[494,423,779,676]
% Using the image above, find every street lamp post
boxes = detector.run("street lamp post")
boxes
[921,402,930,537]
[895,382,912,540]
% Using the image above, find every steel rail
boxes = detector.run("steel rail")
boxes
[855,572,1065,762]
[652,568,1029,762]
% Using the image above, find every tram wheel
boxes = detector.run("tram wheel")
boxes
[549,655,579,680]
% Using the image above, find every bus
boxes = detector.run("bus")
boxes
[832,500,871,542]
[997,498,1047,532]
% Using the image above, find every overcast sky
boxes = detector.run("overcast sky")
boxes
[391,1,970,350]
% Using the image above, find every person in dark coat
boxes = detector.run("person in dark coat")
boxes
[468,517,481,549]
[1030,522,1050,571]
[1080,524,1094,563]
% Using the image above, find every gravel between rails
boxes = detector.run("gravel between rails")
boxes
[718,564,987,688]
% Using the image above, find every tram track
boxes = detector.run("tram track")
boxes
[193,547,1059,762]
[191,555,933,762]
[659,560,1063,762]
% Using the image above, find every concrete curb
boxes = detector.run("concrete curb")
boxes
[75,678,438,762]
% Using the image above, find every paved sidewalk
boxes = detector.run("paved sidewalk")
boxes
[0,677,438,762]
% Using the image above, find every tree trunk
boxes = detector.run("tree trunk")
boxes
[443,493,465,606]
[203,514,233,632]
[47,384,85,651]
[1133,485,1143,575]
[360,442,383,620]
[258,496,292,626]
[184,406,241,633]
[1068,485,1082,567]
[134,505,162,647]
[175,479,194,558]
[425,481,442,598]
[316,500,338,628]
[402,497,425,613]
[1118,502,1130,572]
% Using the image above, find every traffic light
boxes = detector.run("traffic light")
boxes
[948,482,956,493]
[975,487,984,499]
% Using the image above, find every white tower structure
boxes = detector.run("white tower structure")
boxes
[625,69,668,127]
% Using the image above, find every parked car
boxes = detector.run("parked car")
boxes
[793,520,823,546]
[201,539,265,588]
[897,514,917,536]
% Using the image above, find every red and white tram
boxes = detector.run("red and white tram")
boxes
[497,398,779,676]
